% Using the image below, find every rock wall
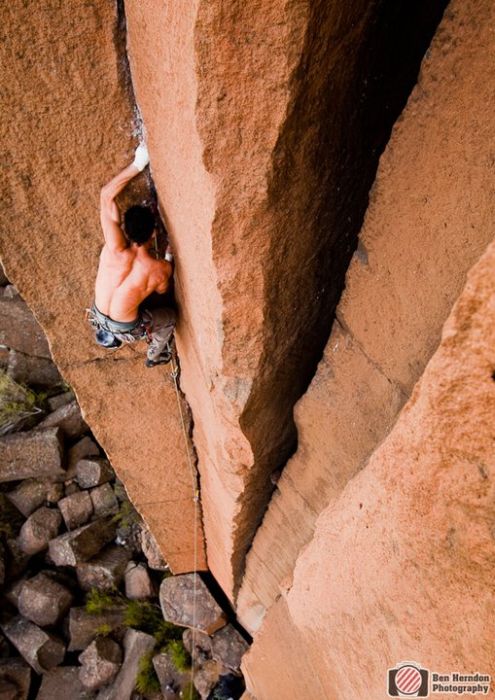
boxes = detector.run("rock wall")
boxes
[243,232,495,698]
[125,0,447,600]
[0,1,205,572]
[237,0,495,632]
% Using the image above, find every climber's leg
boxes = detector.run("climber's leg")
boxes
[143,307,176,365]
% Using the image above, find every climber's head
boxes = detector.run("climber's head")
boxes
[123,205,155,246]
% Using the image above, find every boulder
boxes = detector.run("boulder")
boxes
[90,484,119,518]
[182,628,212,666]
[140,526,167,571]
[76,459,113,489]
[37,401,88,439]
[0,658,31,700]
[193,659,221,699]
[48,518,116,567]
[1,617,65,674]
[210,625,248,672]
[7,479,59,517]
[58,490,93,530]
[67,437,100,476]
[18,506,62,555]
[124,561,154,600]
[76,545,131,591]
[37,667,96,700]
[0,289,50,357]
[47,391,75,412]
[96,628,155,700]
[78,637,122,691]
[152,652,190,698]
[6,349,62,388]
[0,428,64,483]
[68,608,125,652]
[17,572,73,627]
[159,574,226,634]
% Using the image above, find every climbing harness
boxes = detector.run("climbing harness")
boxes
[169,350,201,690]
[86,305,154,350]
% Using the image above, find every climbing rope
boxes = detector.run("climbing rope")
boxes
[169,351,201,692]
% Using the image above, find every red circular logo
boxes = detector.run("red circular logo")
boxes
[396,665,422,695]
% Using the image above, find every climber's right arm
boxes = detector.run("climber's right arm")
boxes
[99,145,150,253]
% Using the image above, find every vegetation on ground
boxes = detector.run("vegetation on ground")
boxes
[181,681,200,700]
[0,370,42,435]
[136,651,161,695]
[85,589,189,673]
[165,639,191,672]
[111,498,141,528]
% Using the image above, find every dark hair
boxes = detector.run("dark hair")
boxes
[123,205,155,245]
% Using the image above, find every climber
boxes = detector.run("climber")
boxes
[89,144,176,367]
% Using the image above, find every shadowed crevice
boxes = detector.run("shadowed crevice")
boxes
[234,0,450,595]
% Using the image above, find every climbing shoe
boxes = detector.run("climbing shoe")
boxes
[145,349,172,368]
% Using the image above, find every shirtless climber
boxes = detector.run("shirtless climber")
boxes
[89,144,176,367]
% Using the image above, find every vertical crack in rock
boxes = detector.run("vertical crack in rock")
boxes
[114,0,136,109]
[114,0,207,565]
[196,0,449,595]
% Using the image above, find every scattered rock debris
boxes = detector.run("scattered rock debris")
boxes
[0,281,247,697]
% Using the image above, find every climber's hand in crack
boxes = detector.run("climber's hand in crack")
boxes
[132,143,149,172]
[91,142,176,367]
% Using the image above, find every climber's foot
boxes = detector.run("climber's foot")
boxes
[145,350,172,368]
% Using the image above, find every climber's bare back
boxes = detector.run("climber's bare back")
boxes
[94,245,170,322]
[95,152,172,323]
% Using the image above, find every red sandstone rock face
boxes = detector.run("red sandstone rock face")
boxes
[243,235,495,698]
[125,0,447,600]
[237,0,495,631]
[0,2,205,572]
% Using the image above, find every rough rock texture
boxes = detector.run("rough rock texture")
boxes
[90,484,119,519]
[124,561,154,600]
[1,617,65,675]
[152,652,190,698]
[76,545,131,591]
[37,667,96,700]
[78,638,122,691]
[7,348,62,388]
[17,572,73,627]
[48,518,116,566]
[0,659,31,700]
[126,0,448,599]
[0,287,51,358]
[243,238,495,695]
[96,628,155,700]
[0,0,205,573]
[18,506,62,555]
[6,479,55,517]
[37,400,88,439]
[159,574,226,634]
[0,428,64,483]
[58,490,94,530]
[76,458,114,489]
[237,0,495,630]
[68,608,125,652]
